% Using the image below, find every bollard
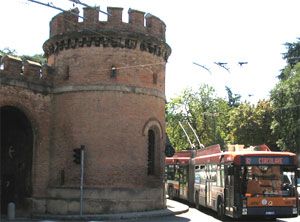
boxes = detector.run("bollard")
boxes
[8,202,15,220]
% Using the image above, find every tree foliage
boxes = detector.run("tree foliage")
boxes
[270,39,300,152]
[226,100,276,149]
[0,47,17,56]
[282,38,300,68]
[225,86,241,107]
[166,84,230,150]
[270,63,300,152]
[0,47,46,64]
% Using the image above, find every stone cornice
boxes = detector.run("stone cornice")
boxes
[1,76,165,100]
[0,76,52,94]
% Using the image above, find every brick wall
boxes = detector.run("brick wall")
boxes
[0,85,51,197]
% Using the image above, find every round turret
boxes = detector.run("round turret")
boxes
[42,6,171,214]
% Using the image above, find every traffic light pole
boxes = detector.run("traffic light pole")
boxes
[80,145,85,216]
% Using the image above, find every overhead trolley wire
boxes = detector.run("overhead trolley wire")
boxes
[27,0,168,71]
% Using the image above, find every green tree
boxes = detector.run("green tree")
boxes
[226,100,276,149]
[282,38,300,69]
[270,63,300,152]
[270,39,300,152]
[20,54,46,65]
[166,84,230,150]
[0,47,46,64]
[0,47,17,56]
[225,86,241,107]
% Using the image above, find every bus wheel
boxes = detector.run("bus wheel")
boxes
[217,198,225,220]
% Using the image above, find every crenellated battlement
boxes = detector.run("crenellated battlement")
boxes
[43,7,171,60]
[0,55,54,93]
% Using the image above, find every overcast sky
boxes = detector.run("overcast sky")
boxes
[1,0,299,103]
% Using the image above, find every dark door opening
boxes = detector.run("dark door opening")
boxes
[0,106,33,214]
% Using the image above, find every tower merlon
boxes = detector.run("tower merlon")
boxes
[1,55,23,75]
[145,13,166,40]
[50,8,79,37]
[23,60,41,80]
[107,7,123,24]
[49,6,167,41]
[128,8,145,28]
[0,55,54,84]
[83,7,100,25]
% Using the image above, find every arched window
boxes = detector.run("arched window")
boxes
[147,129,155,175]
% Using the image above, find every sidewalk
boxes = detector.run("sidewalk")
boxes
[1,199,189,221]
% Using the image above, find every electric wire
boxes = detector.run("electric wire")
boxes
[27,0,168,71]
[67,0,111,16]
[27,0,85,19]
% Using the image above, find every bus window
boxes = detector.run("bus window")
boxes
[242,165,296,197]
[210,164,217,185]
[166,165,175,180]
[181,167,188,184]
[217,164,224,187]
[226,165,234,175]
[199,165,206,184]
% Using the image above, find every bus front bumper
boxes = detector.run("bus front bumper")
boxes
[239,206,298,218]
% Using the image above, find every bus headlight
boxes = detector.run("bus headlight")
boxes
[242,208,247,215]
[292,208,297,214]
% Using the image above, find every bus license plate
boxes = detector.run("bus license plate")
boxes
[265,211,275,215]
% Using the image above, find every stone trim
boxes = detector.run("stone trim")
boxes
[0,76,52,94]
[53,84,165,100]
[142,118,164,138]
[0,76,165,100]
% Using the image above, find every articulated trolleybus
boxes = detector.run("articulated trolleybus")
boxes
[165,144,299,219]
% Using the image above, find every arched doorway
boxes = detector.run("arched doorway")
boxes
[0,106,33,214]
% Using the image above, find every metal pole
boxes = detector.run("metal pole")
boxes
[186,121,203,149]
[179,121,193,149]
[80,145,85,216]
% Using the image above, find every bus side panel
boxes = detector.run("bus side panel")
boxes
[199,184,206,206]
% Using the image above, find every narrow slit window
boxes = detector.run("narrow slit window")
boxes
[147,129,155,175]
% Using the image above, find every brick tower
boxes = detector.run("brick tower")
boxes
[39,7,171,214]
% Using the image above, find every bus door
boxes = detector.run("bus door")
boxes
[179,165,188,200]
[225,165,235,215]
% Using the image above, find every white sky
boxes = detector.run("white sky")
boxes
[1,0,299,103]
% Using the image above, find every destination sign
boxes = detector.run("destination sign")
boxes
[241,156,293,165]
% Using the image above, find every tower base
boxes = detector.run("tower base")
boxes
[31,187,165,215]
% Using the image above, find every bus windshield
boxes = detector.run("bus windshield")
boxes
[241,165,296,197]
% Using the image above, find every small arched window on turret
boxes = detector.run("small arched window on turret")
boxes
[147,129,155,175]
[152,73,158,84]
[111,65,117,78]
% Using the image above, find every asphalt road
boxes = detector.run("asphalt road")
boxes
[114,207,300,222]
[1,204,299,222]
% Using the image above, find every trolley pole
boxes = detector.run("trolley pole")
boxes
[80,145,85,216]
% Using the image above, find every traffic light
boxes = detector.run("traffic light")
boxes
[73,148,81,164]
[165,145,175,157]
